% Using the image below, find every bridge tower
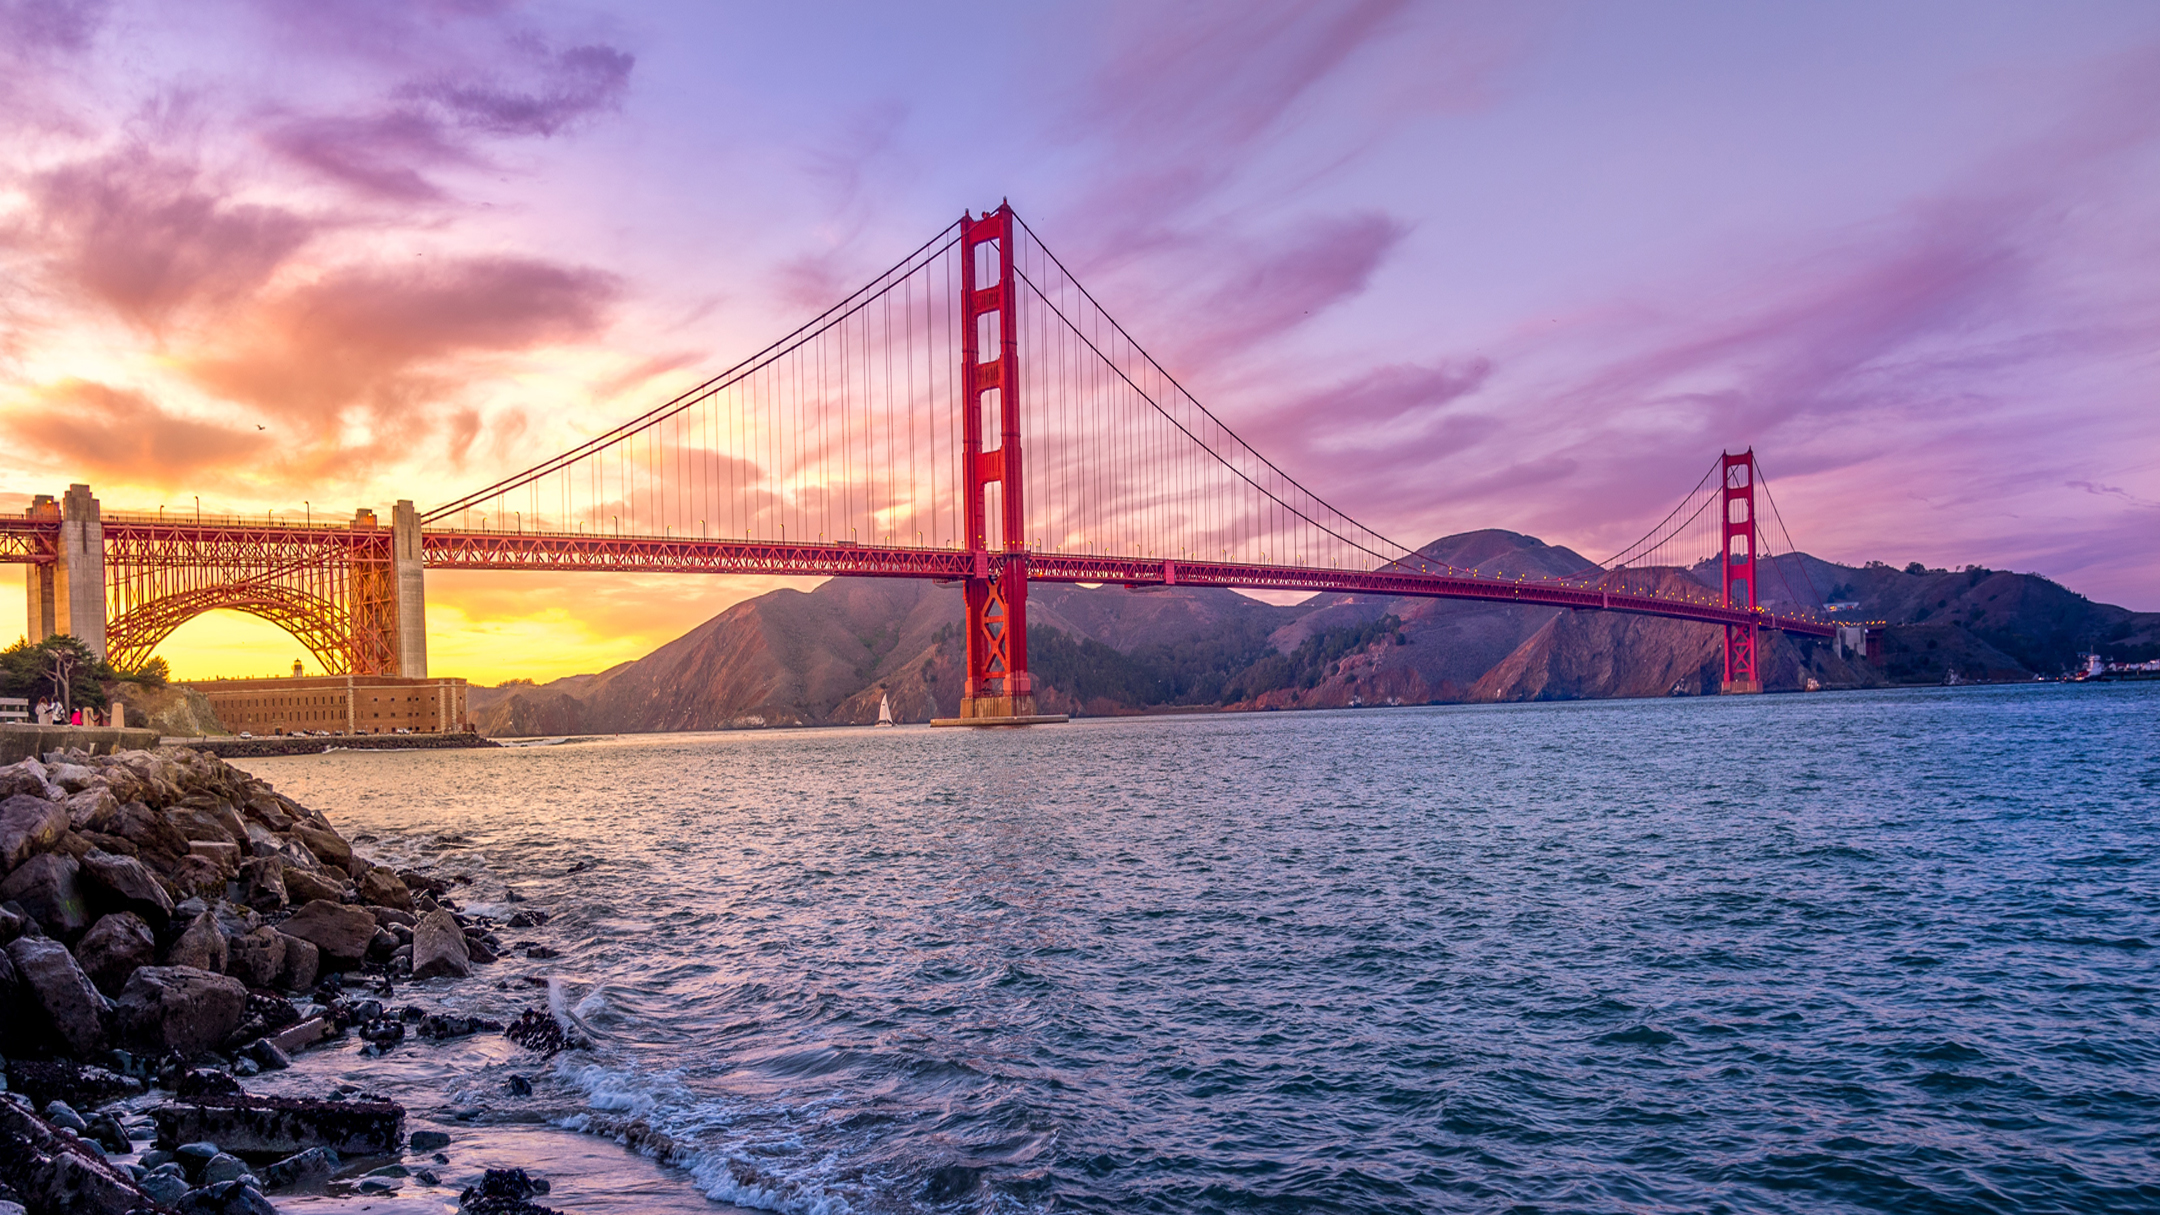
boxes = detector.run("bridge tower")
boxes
[1720,449,1761,694]
[947,203,1057,725]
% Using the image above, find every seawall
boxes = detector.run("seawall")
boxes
[0,723,161,763]
[176,731,501,758]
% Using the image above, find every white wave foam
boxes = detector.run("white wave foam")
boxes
[551,1059,857,1215]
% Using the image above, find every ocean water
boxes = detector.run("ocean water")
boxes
[235,683,2160,1214]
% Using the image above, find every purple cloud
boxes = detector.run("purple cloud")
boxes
[26,149,315,327]
[406,42,633,137]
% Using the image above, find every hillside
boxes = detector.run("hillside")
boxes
[468,533,2160,734]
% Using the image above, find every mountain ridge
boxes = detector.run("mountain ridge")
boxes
[470,531,2160,734]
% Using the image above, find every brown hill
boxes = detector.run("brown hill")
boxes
[468,531,2160,735]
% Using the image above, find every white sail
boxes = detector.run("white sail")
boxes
[876,693,895,726]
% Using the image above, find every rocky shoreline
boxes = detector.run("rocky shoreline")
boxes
[0,746,579,1215]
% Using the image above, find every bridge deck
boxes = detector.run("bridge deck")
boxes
[0,517,1833,638]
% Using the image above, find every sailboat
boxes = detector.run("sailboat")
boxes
[875,693,895,727]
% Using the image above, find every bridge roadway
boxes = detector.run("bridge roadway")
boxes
[1,515,1829,639]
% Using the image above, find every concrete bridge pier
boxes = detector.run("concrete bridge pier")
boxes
[24,486,106,659]
[392,499,427,678]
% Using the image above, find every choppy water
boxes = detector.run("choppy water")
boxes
[237,683,2160,1214]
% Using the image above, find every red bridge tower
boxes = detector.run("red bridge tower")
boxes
[1721,449,1762,694]
[939,203,1063,725]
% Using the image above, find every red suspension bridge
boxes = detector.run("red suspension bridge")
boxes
[4,204,1834,719]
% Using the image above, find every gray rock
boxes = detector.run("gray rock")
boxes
[408,1129,451,1149]
[74,911,157,996]
[257,1145,338,1191]
[108,800,191,869]
[0,758,60,802]
[265,1015,333,1056]
[0,794,69,874]
[242,821,282,857]
[281,866,345,905]
[78,848,174,924]
[42,1099,86,1131]
[236,858,287,913]
[175,1141,220,1174]
[83,1109,132,1153]
[140,1172,190,1204]
[241,1037,290,1071]
[173,1178,279,1215]
[275,932,320,991]
[409,909,471,980]
[288,822,351,870]
[277,900,378,969]
[355,867,414,912]
[114,966,248,1055]
[149,1093,406,1158]
[5,935,109,1055]
[164,908,228,972]
[200,1151,248,1183]
[0,1095,157,1215]
[224,926,286,989]
[185,840,241,874]
[0,851,86,938]
[62,787,119,832]
[167,854,227,900]
[170,799,245,845]
[44,762,98,793]
[0,901,30,942]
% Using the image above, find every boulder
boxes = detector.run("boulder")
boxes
[79,848,175,924]
[149,1093,405,1158]
[277,900,378,969]
[74,911,157,995]
[164,908,229,972]
[282,866,345,905]
[0,852,89,938]
[237,857,287,912]
[62,787,119,832]
[170,798,245,844]
[225,927,287,989]
[266,1014,332,1056]
[288,822,351,870]
[187,840,242,874]
[275,933,320,991]
[0,792,69,872]
[258,1144,339,1190]
[167,854,227,900]
[241,793,295,832]
[44,762,98,793]
[355,867,414,912]
[0,1096,161,1215]
[243,821,282,857]
[0,758,60,801]
[109,800,191,869]
[409,910,471,980]
[114,966,249,1055]
[172,1178,280,1215]
[5,935,109,1056]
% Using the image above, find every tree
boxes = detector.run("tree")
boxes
[0,635,112,712]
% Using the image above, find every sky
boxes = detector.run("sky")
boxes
[3,0,2157,684]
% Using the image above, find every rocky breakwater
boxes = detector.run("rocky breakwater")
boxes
[0,748,578,1215]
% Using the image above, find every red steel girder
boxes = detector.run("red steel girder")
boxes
[421,531,977,579]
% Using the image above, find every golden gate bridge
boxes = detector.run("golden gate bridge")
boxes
[2,204,1833,720]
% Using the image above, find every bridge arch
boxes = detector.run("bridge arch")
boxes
[106,583,361,675]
